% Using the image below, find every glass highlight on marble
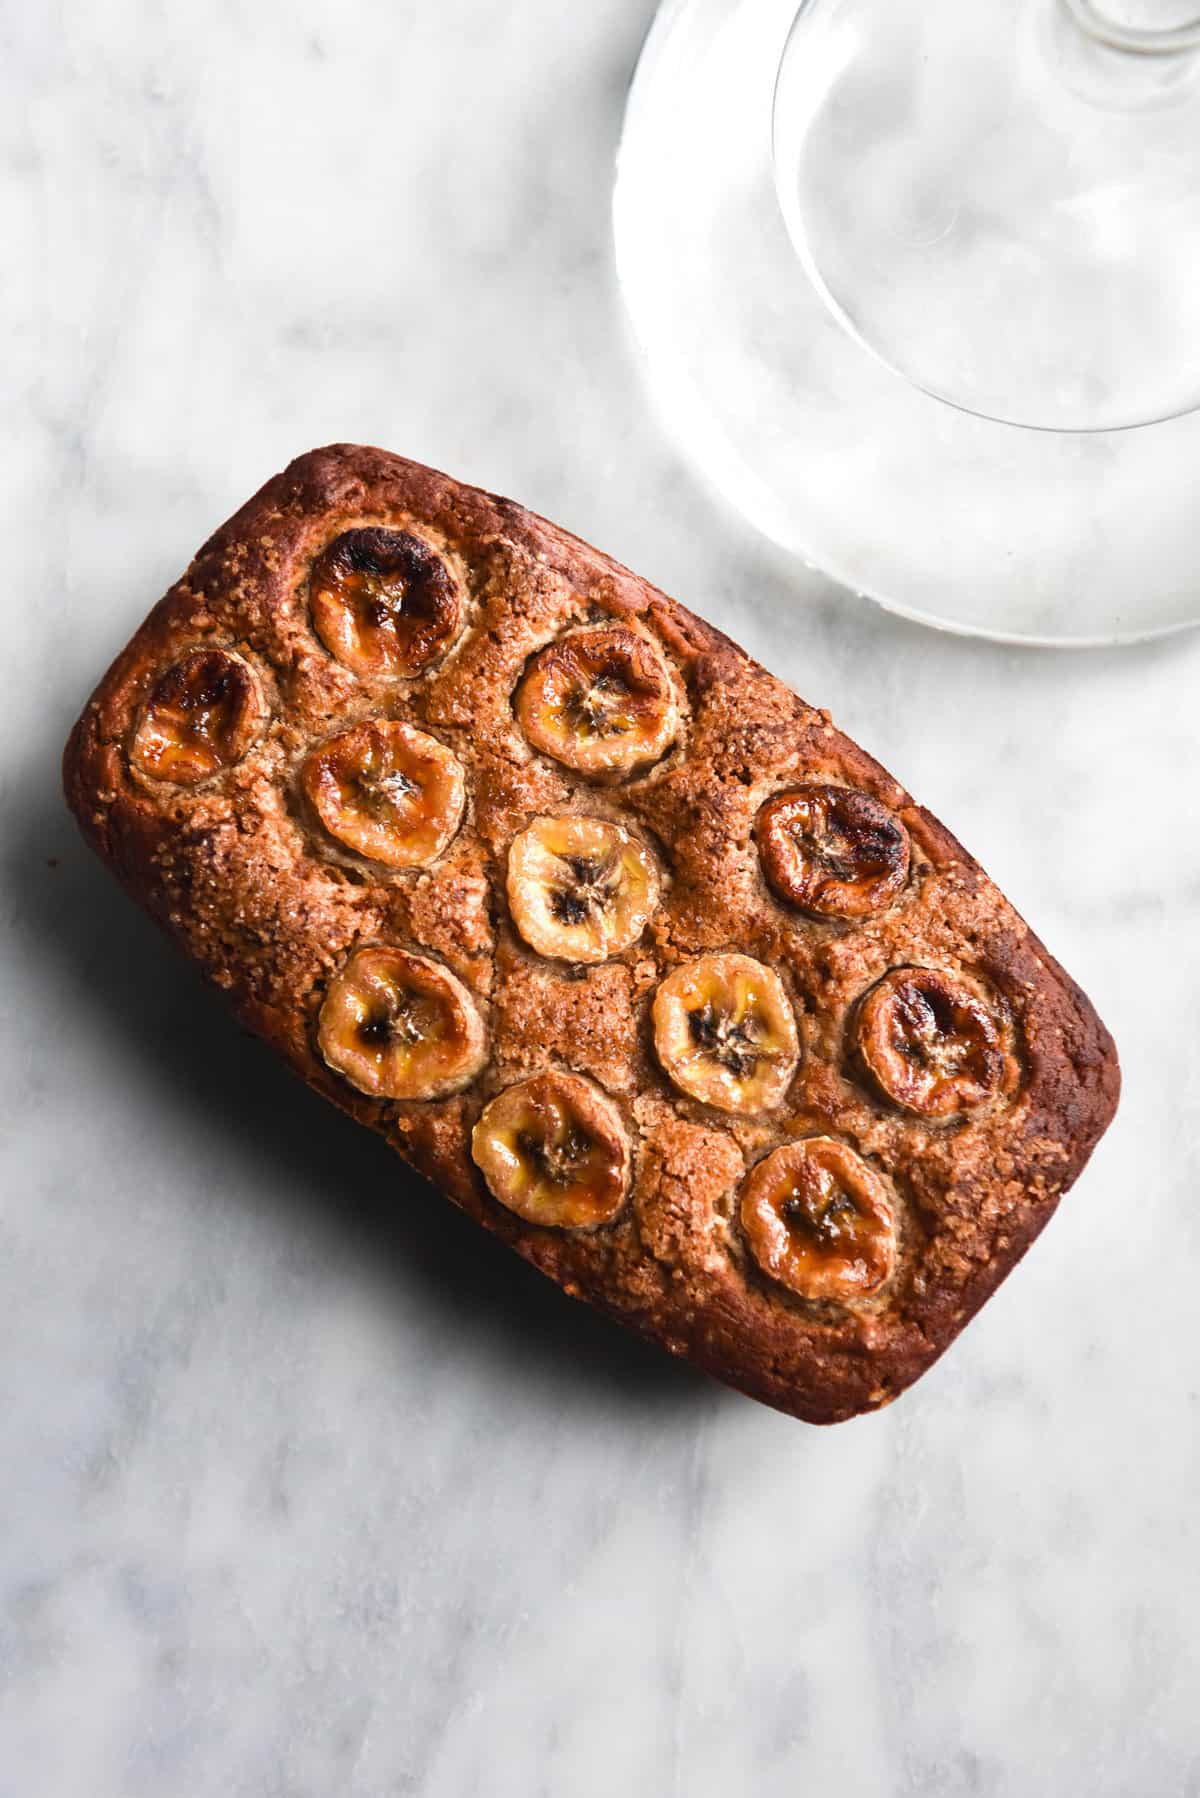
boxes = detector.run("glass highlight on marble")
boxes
[614,0,1200,644]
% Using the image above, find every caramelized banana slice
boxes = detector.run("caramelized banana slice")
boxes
[653,953,799,1115]
[515,625,677,775]
[310,528,462,677]
[507,815,659,963]
[856,967,1015,1118]
[302,720,465,869]
[318,946,486,1100]
[471,1071,630,1228]
[740,1138,896,1301]
[130,647,264,784]
[758,784,910,919]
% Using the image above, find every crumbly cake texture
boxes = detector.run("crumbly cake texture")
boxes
[63,444,1120,1424]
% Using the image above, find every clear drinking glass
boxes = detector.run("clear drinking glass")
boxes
[614,0,1200,643]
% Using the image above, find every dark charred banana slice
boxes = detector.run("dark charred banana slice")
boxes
[310,528,462,677]
[758,784,910,919]
[301,720,465,869]
[515,625,677,776]
[130,647,264,784]
[856,967,1015,1118]
[318,946,486,1100]
[740,1138,896,1302]
[507,815,659,962]
[471,1071,630,1228]
[652,953,799,1115]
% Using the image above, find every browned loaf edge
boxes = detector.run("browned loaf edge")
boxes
[62,444,1120,1424]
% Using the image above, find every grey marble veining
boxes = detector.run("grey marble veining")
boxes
[3,2,1198,1793]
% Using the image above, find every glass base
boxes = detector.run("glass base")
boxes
[613,0,1200,646]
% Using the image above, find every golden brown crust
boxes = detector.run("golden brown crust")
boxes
[62,443,1121,1424]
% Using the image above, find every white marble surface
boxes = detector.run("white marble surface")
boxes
[4,3,1199,1793]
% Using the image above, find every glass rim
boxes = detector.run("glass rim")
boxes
[1062,0,1200,53]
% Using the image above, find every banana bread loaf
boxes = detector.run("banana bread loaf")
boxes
[62,444,1120,1424]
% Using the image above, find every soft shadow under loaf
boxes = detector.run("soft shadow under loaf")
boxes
[7,772,714,1420]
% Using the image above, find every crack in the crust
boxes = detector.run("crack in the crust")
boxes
[476,832,505,1006]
